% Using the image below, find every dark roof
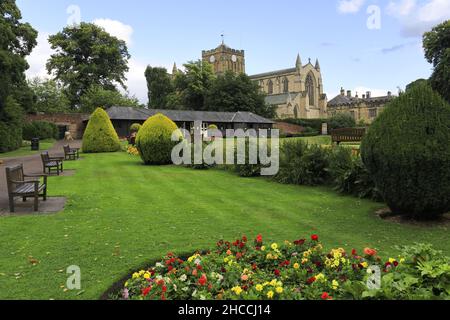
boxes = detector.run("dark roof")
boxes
[249,68,297,79]
[328,94,393,107]
[106,106,274,124]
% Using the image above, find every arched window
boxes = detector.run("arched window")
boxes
[294,105,300,119]
[306,73,315,106]
[268,80,274,95]
[282,77,289,93]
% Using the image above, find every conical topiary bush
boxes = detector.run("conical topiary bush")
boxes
[82,108,121,153]
[136,113,181,165]
[361,83,450,220]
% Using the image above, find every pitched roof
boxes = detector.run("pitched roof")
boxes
[106,106,274,124]
[328,94,393,107]
[249,68,297,79]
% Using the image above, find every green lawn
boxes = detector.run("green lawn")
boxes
[0,152,448,300]
[0,139,57,159]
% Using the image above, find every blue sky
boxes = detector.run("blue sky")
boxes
[17,0,450,103]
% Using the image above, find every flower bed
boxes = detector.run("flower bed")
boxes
[116,235,450,300]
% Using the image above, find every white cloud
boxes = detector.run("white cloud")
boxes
[93,18,134,45]
[121,58,148,103]
[353,86,395,97]
[337,0,366,14]
[387,0,450,37]
[25,32,54,80]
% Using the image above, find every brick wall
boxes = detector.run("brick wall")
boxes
[274,122,306,135]
[25,113,89,139]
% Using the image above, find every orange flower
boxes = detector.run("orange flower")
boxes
[364,248,377,256]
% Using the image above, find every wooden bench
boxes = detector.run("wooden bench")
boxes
[41,152,64,175]
[63,145,80,160]
[331,128,366,145]
[5,164,48,212]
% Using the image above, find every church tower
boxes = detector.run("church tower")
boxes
[202,40,245,75]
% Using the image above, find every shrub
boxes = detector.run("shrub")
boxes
[361,83,450,219]
[22,121,58,141]
[275,140,329,185]
[0,97,23,153]
[116,234,450,300]
[328,147,381,201]
[82,108,121,153]
[136,113,181,165]
[328,113,356,130]
[130,123,142,133]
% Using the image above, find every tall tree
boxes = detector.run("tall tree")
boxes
[423,20,450,102]
[169,60,215,110]
[145,66,173,108]
[46,22,130,108]
[205,71,275,118]
[28,77,70,114]
[79,85,142,114]
[0,0,37,152]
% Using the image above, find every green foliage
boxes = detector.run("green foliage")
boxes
[406,79,429,92]
[423,20,450,103]
[275,140,329,185]
[82,107,121,153]
[328,113,356,129]
[205,71,276,118]
[28,77,70,114]
[0,97,23,152]
[328,147,381,201]
[145,66,174,108]
[136,113,181,165]
[22,121,58,140]
[0,0,37,152]
[361,83,450,219]
[79,85,142,113]
[47,22,130,108]
[130,123,142,133]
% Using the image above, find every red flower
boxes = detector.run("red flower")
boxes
[192,269,198,277]
[236,252,243,259]
[352,249,357,256]
[364,248,377,257]
[198,274,207,286]
[321,292,332,300]
[196,264,203,271]
[393,261,399,267]
[256,234,263,243]
[167,265,174,272]
[311,235,319,241]
[242,236,248,242]
[161,285,167,293]
[294,239,305,245]
[252,263,258,271]
[142,287,152,297]
[307,276,316,284]
[274,269,281,276]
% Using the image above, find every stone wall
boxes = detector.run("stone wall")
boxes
[25,113,89,139]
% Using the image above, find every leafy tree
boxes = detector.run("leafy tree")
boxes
[82,107,121,153]
[423,20,450,102]
[205,71,275,118]
[28,77,70,114]
[0,0,37,151]
[170,60,215,110]
[79,85,142,114]
[145,66,173,108]
[406,79,429,92]
[46,22,130,108]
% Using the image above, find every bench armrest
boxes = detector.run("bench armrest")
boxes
[24,173,47,185]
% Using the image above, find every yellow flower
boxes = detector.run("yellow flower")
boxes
[270,279,277,287]
[266,253,273,260]
[332,280,339,290]
[125,281,129,287]
[316,273,326,282]
[232,286,243,296]
[255,284,263,292]
[400,258,405,264]
[271,243,278,250]
[132,272,139,279]
[261,246,266,251]
[224,257,229,263]
[293,263,300,270]
[389,258,396,264]
[139,270,145,276]
[144,273,151,279]
[267,291,274,299]
[276,287,283,294]
[361,262,368,268]
[302,258,309,264]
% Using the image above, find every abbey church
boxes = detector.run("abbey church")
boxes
[201,42,327,119]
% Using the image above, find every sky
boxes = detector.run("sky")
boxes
[17,0,450,104]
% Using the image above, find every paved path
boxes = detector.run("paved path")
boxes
[0,140,81,215]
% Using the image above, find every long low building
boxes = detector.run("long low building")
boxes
[106,106,275,137]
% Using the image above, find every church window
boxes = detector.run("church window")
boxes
[306,74,315,106]
[282,77,289,93]
[268,80,274,94]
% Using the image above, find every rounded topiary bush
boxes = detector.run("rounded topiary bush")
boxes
[130,123,142,133]
[136,113,181,165]
[361,84,450,219]
[82,108,121,153]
